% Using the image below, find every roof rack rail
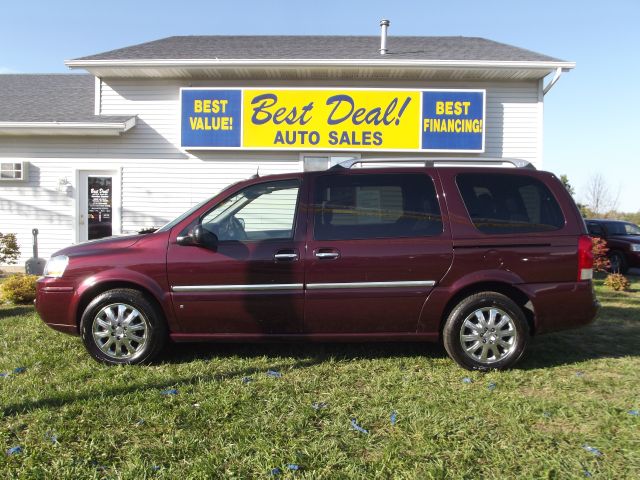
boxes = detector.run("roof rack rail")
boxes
[332,157,535,170]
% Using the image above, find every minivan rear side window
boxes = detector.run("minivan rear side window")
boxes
[456,173,564,234]
[313,173,442,240]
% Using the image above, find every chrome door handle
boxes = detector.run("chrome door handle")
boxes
[274,252,299,261]
[315,252,340,259]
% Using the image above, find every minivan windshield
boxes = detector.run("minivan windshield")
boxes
[155,196,214,233]
[155,180,248,233]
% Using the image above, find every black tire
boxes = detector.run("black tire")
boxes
[609,251,628,274]
[80,288,167,365]
[443,291,529,371]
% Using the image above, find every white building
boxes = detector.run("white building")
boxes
[0,34,573,266]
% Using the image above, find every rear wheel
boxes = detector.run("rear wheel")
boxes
[80,288,167,365]
[443,291,529,370]
[609,251,628,274]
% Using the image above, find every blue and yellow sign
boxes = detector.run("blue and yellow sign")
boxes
[181,89,242,147]
[180,88,485,152]
[422,90,485,151]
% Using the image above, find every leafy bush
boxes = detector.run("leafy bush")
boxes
[1,274,38,304]
[604,273,630,292]
[0,232,20,265]
[592,237,610,272]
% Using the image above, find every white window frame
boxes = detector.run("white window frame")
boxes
[299,153,360,172]
[0,161,28,182]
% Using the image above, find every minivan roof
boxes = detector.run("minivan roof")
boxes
[332,157,535,170]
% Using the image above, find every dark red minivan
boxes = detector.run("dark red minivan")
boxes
[36,159,599,370]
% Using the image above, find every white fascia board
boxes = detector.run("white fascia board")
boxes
[65,58,576,71]
[0,117,136,136]
[94,76,102,115]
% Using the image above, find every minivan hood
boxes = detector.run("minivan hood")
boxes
[54,234,144,257]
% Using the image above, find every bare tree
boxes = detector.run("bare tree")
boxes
[583,174,620,216]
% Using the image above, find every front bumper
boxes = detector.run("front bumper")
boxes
[35,278,79,335]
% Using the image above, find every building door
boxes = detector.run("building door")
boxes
[78,170,121,242]
[303,170,453,334]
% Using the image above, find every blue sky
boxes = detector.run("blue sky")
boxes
[2,0,638,211]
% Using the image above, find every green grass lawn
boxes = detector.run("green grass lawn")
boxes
[1,277,639,479]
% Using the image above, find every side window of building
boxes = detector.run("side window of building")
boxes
[200,179,299,241]
[313,173,442,241]
[456,173,565,234]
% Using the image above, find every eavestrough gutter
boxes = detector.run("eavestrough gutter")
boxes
[65,58,576,70]
[0,117,136,136]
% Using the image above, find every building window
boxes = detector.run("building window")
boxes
[302,154,360,172]
[0,162,26,181]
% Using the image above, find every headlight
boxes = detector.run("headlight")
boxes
[44,255,69,278]
[631,244,640,252]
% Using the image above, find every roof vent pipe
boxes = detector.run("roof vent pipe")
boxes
[379,19,390,55]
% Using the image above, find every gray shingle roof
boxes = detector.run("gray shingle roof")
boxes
[0,74,131,123]
[74,35,563,62]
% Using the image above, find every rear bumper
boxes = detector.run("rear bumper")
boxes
[420,280,600,336]
[35,279,79,336]
[519,281,599,334]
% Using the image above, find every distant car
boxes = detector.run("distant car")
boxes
[586,219,640,273]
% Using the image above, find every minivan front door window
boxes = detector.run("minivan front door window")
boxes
[200,179,299,241]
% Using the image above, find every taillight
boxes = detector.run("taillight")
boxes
[578,235,594,281]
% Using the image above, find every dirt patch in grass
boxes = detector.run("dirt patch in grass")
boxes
[533,418,592,436]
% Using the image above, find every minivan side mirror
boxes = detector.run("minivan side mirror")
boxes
[193,224,218,249]
[177,224,218,249]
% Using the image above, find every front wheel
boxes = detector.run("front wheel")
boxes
[443,292,529,370]
[80,288,167,365]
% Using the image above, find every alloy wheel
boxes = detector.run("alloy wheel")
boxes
[459,307,518,364]
[91,303,149,359]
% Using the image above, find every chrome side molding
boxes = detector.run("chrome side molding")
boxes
[171,280,436,293]
[306,280,436,290]
[172,284,304,292]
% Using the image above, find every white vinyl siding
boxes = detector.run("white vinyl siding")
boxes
[0,158,76,264]
[0,78,541,264]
